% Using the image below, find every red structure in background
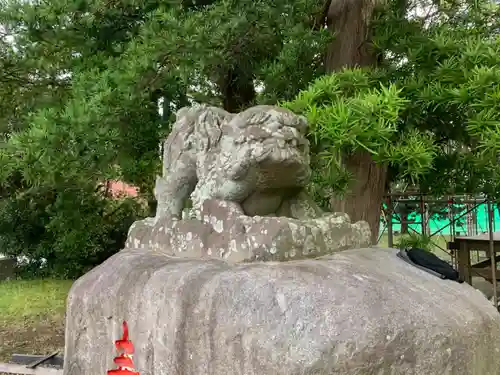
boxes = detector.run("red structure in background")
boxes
[107,181,139,198]
[107,321,139,375]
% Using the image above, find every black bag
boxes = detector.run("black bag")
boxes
[398,247,463,283]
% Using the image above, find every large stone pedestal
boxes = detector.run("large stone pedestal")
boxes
[63,247,500,375]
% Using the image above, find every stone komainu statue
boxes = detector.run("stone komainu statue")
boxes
[125,104,371,261]
[154,104,315,220]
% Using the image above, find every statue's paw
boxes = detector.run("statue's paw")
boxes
[125,217,156,249]
[322,211,351,223]
[199,199,245,219]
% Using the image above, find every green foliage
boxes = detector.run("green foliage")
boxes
[282,69,437,200]
[1,0,330,190]
[283,0,500,199]
[0,186,146,278]
[395,233,434,252]
[0,2,167,271]
[0,0,330,278]
[374,0,500,196]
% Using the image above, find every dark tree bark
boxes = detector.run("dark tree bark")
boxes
[219,68,256,113]
[325,0,380,70]
[400,204,409,234]
[330,151,388,244]
[325,0,387,244]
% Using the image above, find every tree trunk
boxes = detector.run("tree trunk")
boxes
[325,0,381,69]
[400,205,409,234]
[219,68,256,113]
[330,151,388,244]
[325,0,387,244]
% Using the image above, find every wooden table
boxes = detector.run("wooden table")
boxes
[451,232,500,284]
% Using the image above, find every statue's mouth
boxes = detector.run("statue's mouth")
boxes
[252,140,311,189]
[254,134,308,166]
[235,134,308,161]
[266,136,307,155]
[227,126,310,186]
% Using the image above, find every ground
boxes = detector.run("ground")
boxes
[0,234,453,364]
[0,279,73,362]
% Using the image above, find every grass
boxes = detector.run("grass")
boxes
[0,279,73,362]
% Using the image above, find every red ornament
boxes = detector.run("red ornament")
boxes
[108,369,139,375]
[107,321,139,375]
[114,355,135,368]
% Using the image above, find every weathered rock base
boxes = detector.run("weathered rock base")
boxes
[125,199,371,262]
[64,248,500,375]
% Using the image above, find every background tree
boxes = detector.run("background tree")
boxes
[0,0,331,276]
[0,0,161,277]
[284,0,500,241]
[0,0,499,276]
[323,0,388,239]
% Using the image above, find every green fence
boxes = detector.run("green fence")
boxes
[380,202,500,235]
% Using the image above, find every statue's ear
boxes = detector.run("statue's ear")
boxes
[195,107,231,151]
[160,106,199,172]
